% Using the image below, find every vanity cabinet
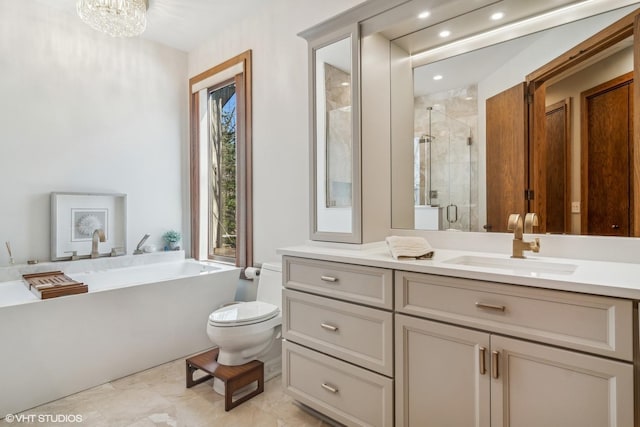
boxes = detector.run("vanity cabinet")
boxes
[395,271,635,427]
[282,256,394,426]
[395,271,634,360]
[280,252,638,426]
[396,315,633,427]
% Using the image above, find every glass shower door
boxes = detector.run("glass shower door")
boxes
[428,109,472,231]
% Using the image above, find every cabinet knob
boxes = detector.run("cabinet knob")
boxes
[320,275,338,283]
[320,323,339,332]
[611,224,620,229]
[491,350,500,379]
[475,302,506,312]
[479,346,487,375]
[321,383,339,393]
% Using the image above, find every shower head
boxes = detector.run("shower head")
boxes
[419,134,434,144]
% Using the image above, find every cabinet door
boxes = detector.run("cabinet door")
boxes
[490,335,634,427]
[395,314,490,427]
[308,24,362,243]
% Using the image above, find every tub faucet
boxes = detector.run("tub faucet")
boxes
[91,229,106,259]
[507,213,540,258]
[134,234,150,255]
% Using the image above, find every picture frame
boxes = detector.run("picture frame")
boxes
[51,192,127,261]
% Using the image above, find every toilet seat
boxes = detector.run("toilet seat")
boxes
[209,301,279,327]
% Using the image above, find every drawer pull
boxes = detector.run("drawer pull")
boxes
[479,346,486,375]
[491,350,500,379]
[475,302,506,312]
[321,383,339,393]
[320,323,339,332]
[320,275,338,283]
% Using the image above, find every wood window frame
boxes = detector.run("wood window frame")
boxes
[189,50,253,269]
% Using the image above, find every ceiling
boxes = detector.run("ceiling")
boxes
[31,0,274,52]
[412,31,543,96]
[403,0,640,95]
[29,0,640,56]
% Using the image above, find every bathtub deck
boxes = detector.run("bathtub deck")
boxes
[0,280,38,307]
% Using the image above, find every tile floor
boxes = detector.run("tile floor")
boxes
[0,356,332,427]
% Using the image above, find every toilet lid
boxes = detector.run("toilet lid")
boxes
[209,301,279,326]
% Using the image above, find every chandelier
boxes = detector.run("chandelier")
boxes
[77,0,149,38]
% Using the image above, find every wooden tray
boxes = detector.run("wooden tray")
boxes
[22,271,87,300]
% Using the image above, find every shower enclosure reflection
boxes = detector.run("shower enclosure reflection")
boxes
[413,93,477,231]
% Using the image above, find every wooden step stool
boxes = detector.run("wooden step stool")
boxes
[186,348,264,411]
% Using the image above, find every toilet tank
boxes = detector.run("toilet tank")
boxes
[256,262,282,309]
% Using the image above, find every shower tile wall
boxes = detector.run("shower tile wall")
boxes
[414,85,479,231]
[325,63,352,207]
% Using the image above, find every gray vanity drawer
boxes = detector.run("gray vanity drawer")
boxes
[283,289,393,376]
[395,271,633,361]
[283,256,393,309]
[283,341,393,427]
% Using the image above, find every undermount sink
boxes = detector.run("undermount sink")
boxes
[443,255,577,276]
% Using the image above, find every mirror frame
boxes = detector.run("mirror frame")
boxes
[307,23,362,243]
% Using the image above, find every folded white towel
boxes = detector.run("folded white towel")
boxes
[385,236,435,260]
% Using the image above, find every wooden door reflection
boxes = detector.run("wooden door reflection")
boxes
[581,72,633,236]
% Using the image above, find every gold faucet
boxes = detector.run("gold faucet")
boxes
[91,229,106,259]
[524,212,539,234]
[507,213,540,258]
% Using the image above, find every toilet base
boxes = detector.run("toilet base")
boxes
[263,355,282,381]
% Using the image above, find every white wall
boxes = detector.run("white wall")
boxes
[188,0,366,264]
[0,0,365,270]
[390,42,415,229]
[0,1,188,264]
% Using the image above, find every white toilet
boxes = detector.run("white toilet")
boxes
[206,262,282,395]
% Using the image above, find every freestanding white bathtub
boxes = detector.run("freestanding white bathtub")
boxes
[0,253,240,417]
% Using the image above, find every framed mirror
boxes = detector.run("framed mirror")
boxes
[308,24,362,243]
[387,1,639,236]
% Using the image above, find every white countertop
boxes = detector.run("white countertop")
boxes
[278,242,640,300]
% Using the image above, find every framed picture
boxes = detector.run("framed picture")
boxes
[51,192,127,261]
[71,209,109,242]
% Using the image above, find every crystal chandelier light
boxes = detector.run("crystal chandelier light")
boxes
[77,0,149,38]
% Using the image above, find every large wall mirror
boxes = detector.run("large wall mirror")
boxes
[308,24,362,243]
[384,0,640,236]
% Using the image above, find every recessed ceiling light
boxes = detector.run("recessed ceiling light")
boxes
[341,82,350,87]
[439,30,451,38]
[465,96,473,100]
[433,75,443,81]
[418,11,430,19]
[491,12,505,20]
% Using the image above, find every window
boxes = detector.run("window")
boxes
[209,81,237,258]
[189,51,252,268]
